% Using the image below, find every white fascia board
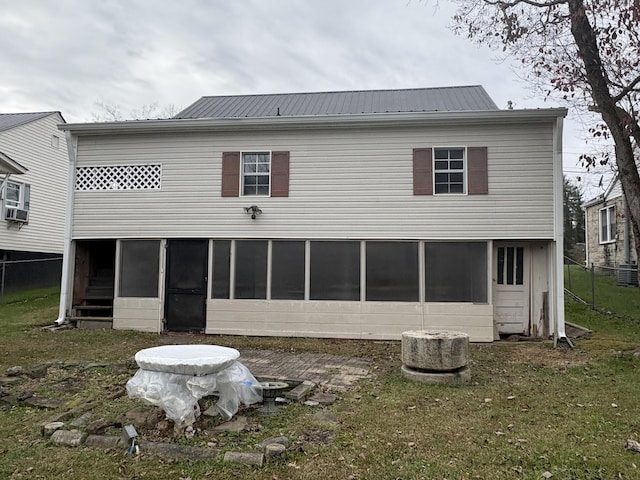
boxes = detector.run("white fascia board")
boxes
[0,151,28,174]
[58,108,568,136]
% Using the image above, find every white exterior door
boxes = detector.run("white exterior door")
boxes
[493,243,530,335]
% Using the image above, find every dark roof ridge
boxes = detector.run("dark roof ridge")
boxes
[197,85,486,100]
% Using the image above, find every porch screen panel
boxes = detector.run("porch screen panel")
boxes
[310,241,360,300]
[235,240,267,299]
[212,240,231,299]
[425,242,487,302]
[271,241,305,300]
[119,240,160,297]
[366,242,419,301]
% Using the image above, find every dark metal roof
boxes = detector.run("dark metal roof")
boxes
[0,112,60,132]
[175,86,499,119]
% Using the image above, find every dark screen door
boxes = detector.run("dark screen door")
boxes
[165,239,208,332]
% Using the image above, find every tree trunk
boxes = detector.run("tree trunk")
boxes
[568,0,640,265]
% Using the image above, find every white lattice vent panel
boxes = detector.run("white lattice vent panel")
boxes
[75,164,162,191]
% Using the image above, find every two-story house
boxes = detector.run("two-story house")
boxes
[1,112,68,293]
[56,86,568,342]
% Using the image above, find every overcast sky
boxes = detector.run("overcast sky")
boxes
[0,0,613,197]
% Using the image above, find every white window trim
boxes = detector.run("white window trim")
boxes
[432,146,467,195]
[599,204,616,244]
[3,179,25,209]
[240,151,271,197]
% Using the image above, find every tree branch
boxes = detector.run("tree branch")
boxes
[613,73,640,103]
[484,0,567,7]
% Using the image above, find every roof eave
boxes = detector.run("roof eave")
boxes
[59,108,568,136]
[0,151,28,174]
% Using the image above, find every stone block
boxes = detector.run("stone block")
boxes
[257,436,290,450]
[85,435,123,449]
[401,364,471,385]
[42,422,65,437]
[138,441,218,460]
[223,451,264,467]
[265,443,286,458]
[50,429,86,447]
[285,380,316,402]
[308,392,337,406]
[401,330,469,371]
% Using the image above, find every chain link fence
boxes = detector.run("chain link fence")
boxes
[0,255,62,297]
[565,256,639,321]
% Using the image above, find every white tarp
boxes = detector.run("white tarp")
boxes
[126,345,262,426]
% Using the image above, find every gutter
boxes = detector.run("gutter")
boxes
[54,131,77,325]
[58,108,569,136]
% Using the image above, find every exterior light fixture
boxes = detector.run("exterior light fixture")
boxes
[244,205,262,219]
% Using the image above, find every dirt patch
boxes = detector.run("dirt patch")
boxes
[503,343,590,368]
[297,429,335,447]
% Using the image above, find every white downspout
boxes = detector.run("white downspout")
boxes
[553,115,570,346]
[54,131,77,325]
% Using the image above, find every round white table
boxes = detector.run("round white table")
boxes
[126,344,262,427]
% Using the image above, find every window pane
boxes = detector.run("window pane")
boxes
[366,242,418,301]
[257,186,269,195]
[257,163,270,173]
[6,183,20,206]
[450,183,464,194]
[608,207,616,241]
[119,240,159,297]
[425,242,487,302]
[450,149,464,159]
[212,240,231,298]
[272,241,305,300]
[435,160,448,170]
[310,241,360,300]
[450,160,464,170]
[506,247,515,285]
[435,173,449,183]
[450,173,463,183]
[516,247,524,285]
[235,240,267,299]
[434,149,449,160]
[244,163,256,173]
[497,247,505,285]
[435,183,448,194]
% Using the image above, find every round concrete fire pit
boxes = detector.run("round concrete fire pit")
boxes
[401,330,470,385]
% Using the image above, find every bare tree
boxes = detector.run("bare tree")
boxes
[92,101,181,122]
[451,0,640,261]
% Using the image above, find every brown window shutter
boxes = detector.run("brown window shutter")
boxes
[413,148,433,195]
[221,152,240,197]
[271,151,290,197]
[467,147,488,195]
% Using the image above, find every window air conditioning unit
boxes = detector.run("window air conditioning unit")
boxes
[5,208,29,223]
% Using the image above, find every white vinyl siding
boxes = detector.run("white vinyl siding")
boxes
[0,113,67,254]
[71,122,555,241]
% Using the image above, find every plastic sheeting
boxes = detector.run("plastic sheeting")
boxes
[126,345,263,427]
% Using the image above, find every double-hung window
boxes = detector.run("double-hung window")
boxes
[599,205,616,243]
[242,152,270,196]
[434,148,465,194]
[2,179,30,210]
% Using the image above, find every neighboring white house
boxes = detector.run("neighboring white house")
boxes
[57,86,568,342]
[0,112,68,292]
[585,174,638,284]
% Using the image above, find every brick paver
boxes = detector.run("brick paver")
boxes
[238,349,371,390]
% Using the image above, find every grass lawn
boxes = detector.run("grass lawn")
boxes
[0,286,639,479]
